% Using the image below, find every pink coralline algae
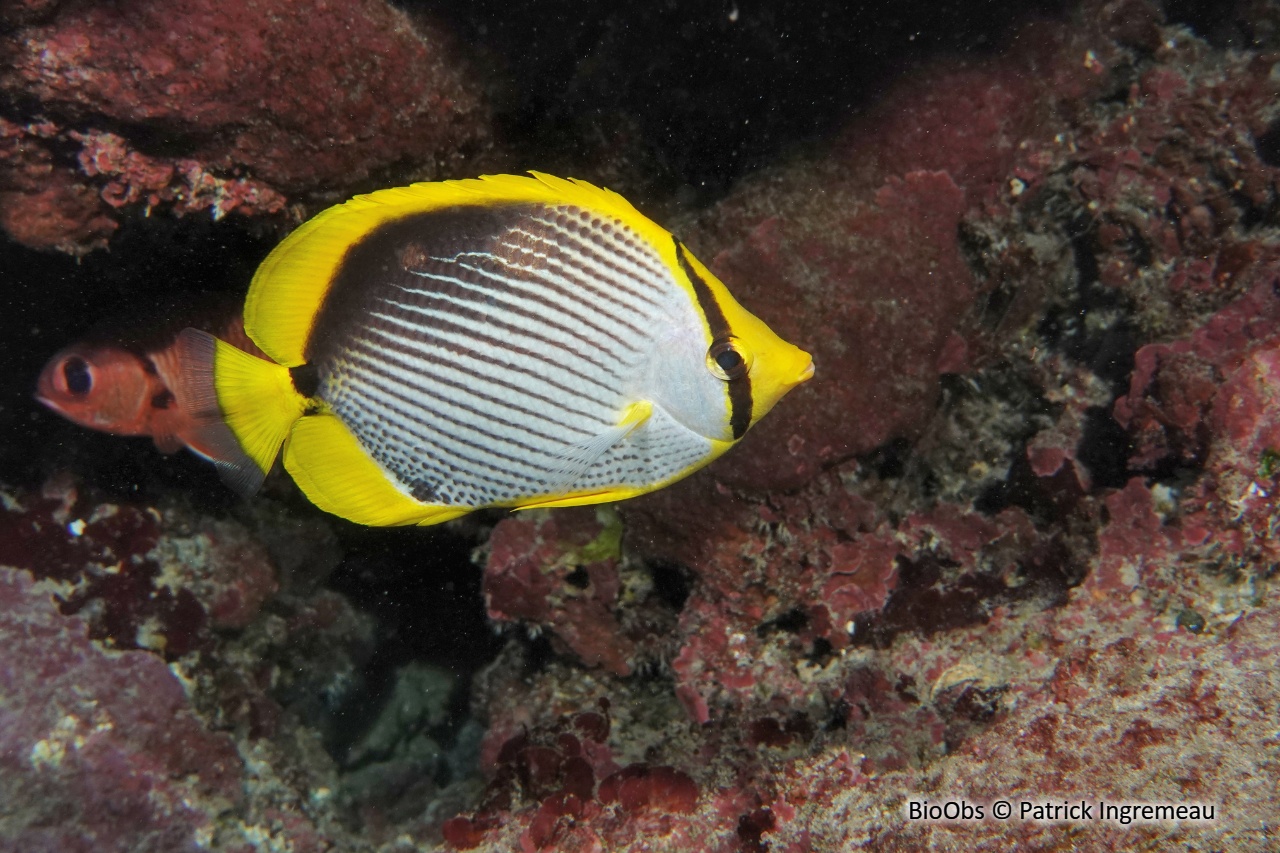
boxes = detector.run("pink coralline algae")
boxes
[0,0,488,253]
[1114,277,1280,576]
[443,704,704,851]
[664,496,1077,725]
[466,475,1277,849]
[74,128,288,221]
[0,478,388,850]
[457,1,1280,849]
[0,477,278,654]
[0,564,242,851]
[483,508,639,676]
[10,0,1280,849]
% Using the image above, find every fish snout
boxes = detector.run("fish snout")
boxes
[795,356,815,384]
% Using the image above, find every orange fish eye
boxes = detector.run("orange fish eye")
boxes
[62,356,93,396]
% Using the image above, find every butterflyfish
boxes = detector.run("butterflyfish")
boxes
[176,173,814,525]
[37,297,264,463]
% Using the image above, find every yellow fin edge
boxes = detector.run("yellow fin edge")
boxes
[246,173,677,368]
[515,434,736,510]
[284,413,469,526]
[280,396,734,524]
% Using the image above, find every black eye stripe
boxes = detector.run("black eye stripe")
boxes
[709,338,748,380]
[674,239,752,439]
[63,357,92,396]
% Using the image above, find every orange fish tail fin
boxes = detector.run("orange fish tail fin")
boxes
[172,329,302,496]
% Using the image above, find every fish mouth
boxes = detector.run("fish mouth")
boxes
[33,390,70,420]
[33,385,58,411]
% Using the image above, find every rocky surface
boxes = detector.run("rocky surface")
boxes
[2,0,1279,850]
[467,0,1280,848]
[0,0,488,254]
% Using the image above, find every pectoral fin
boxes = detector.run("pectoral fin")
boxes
[519,399,655,504]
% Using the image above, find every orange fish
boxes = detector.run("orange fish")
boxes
[36,298,265,465]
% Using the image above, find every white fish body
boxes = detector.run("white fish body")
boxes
[175,173,813,526]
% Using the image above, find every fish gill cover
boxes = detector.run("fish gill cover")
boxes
[2,0,1280,850]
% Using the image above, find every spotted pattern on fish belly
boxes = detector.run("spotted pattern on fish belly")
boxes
[306,204,712,507]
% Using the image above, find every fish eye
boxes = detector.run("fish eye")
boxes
[63,357,92,396]
[706,337,751,381]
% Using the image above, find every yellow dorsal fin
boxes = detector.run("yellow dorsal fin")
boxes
[245,172,678,367]
[284,412,469,526]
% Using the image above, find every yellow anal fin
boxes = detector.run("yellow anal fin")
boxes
[284,413,470,526]
[515,484,652,511]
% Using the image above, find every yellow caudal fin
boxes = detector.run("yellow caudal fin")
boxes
[173,329,304,496]
[283,412,470,526]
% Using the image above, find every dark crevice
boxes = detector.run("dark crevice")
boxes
[849,556,1007,649]
[974,448,1079,522]
[1254,118,1280,168]
[1074,406,1134,490]
[564,566,591,589]
[323,526,504,761]
[647,558,693,611]
[756,607,808,637]
[864,437,912,481]
[523,633,556,672]
[849,532,1079,649]
[408,0,1071,202]
[807,636,835,666]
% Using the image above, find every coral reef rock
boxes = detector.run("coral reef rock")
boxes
[7,0,1280,849]
[0,0,489,254]
[462,1,1280,848]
